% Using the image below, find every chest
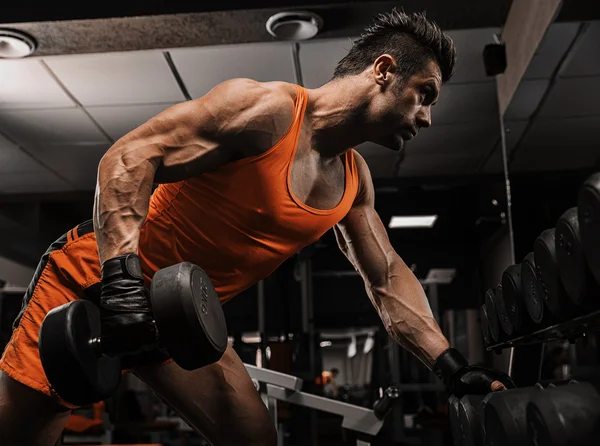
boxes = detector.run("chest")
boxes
[289,129,346,211]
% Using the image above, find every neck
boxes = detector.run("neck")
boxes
[305,77,372,158]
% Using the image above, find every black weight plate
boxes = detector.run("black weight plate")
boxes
[556,207,599,309]
[449,395,464,446]
[457,394,486,446]
[485,288,501,343]
[38,300,121,406]
[484,387,542,446]
[502,264,523,332]
[494,283,514,338]
[527,381,600,446]
[578,173,600,287]
[522,253,545,324]
[480,303,491,346]
[151,262,228,370]
[534,229,580,321]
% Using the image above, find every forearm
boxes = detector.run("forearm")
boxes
[94,144,160,263]
[367,257,449,369]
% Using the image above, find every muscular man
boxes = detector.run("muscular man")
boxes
[0,9,513,446]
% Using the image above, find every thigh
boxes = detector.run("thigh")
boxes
[134,345,276,446]
[0,371,71,446]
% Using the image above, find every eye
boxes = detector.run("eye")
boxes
[420,88,434,105]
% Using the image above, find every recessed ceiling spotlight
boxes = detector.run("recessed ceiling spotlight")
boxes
[266,11,323,41]
[0,29,37,58]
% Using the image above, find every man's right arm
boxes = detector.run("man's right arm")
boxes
[94,78,293,264]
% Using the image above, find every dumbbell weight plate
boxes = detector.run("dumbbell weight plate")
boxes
[448,395,464,446]
[527,381,600,446]
[480,303,491,346]
[485,288,501,343]
[484,386,543,446]
[578,173,600,286]
[38,300,122,406]
[494,283,514,339]
[151,262,228,370]
[534,229,580,321]
[457,394,486,446]
[521,253,546,325]
[502,264,526,334]
[556,207,600,310]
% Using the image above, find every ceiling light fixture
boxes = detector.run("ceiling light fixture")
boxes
[0,29,37,58]
[266,11,323,41]
[388,215,438,229]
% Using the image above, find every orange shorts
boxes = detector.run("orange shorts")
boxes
[0,220,170,409]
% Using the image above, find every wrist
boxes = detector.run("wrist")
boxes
[432,348,468,386]
[101,253,144,282]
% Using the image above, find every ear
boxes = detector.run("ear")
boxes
[373,54,396,87]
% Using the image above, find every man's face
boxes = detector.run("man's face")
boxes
[368,59,442,152]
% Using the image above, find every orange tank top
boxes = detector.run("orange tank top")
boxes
[138,86,359,303]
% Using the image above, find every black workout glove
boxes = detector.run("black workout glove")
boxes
[100,253,156,356]
[433,348,516,398]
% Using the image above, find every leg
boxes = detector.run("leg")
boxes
[0,371,71,446]
[134,345,277,446]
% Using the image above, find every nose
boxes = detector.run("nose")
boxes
[416,106,432,129]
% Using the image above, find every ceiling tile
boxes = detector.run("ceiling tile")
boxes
[511,145,600,172]
[562,21,600,78]
[445,28,500,84]
[434,82,498,125]
[481,120,529,173]
[0,59,75,110]
[0,134,47,173]
[44,51,186,106]
[170,43,296,99]
[0,171,73,194]
[299,38,354,88]
[524,22,580,79]
[538,76,600,118]
[0,108,109,146]
[518,115,600,150]
[407,121,500,156]
[87,103,176,140]
[504,80,549,120]
[27,144,109,191]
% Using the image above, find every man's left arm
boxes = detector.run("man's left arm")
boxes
[334,153,514,396]
[334,158,448,368]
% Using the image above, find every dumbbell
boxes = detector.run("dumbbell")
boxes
[484,285,504,344]
[578,173,600,287]
[479,303,492,346]
[502,263,537,336]
[457,394,486,446]
[555,207,600,311]
[534,229,581,321]
[38,262,228,406]
[521,252,556,327]
[483,385,546,446]
[527,380,600,446]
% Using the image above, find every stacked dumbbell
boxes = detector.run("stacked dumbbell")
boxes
[480,173,600,346]
[449,378,600,446]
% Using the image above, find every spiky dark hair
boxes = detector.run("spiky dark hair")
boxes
[333,8,456,83]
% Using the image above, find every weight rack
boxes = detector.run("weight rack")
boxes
[486,308,600,386]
